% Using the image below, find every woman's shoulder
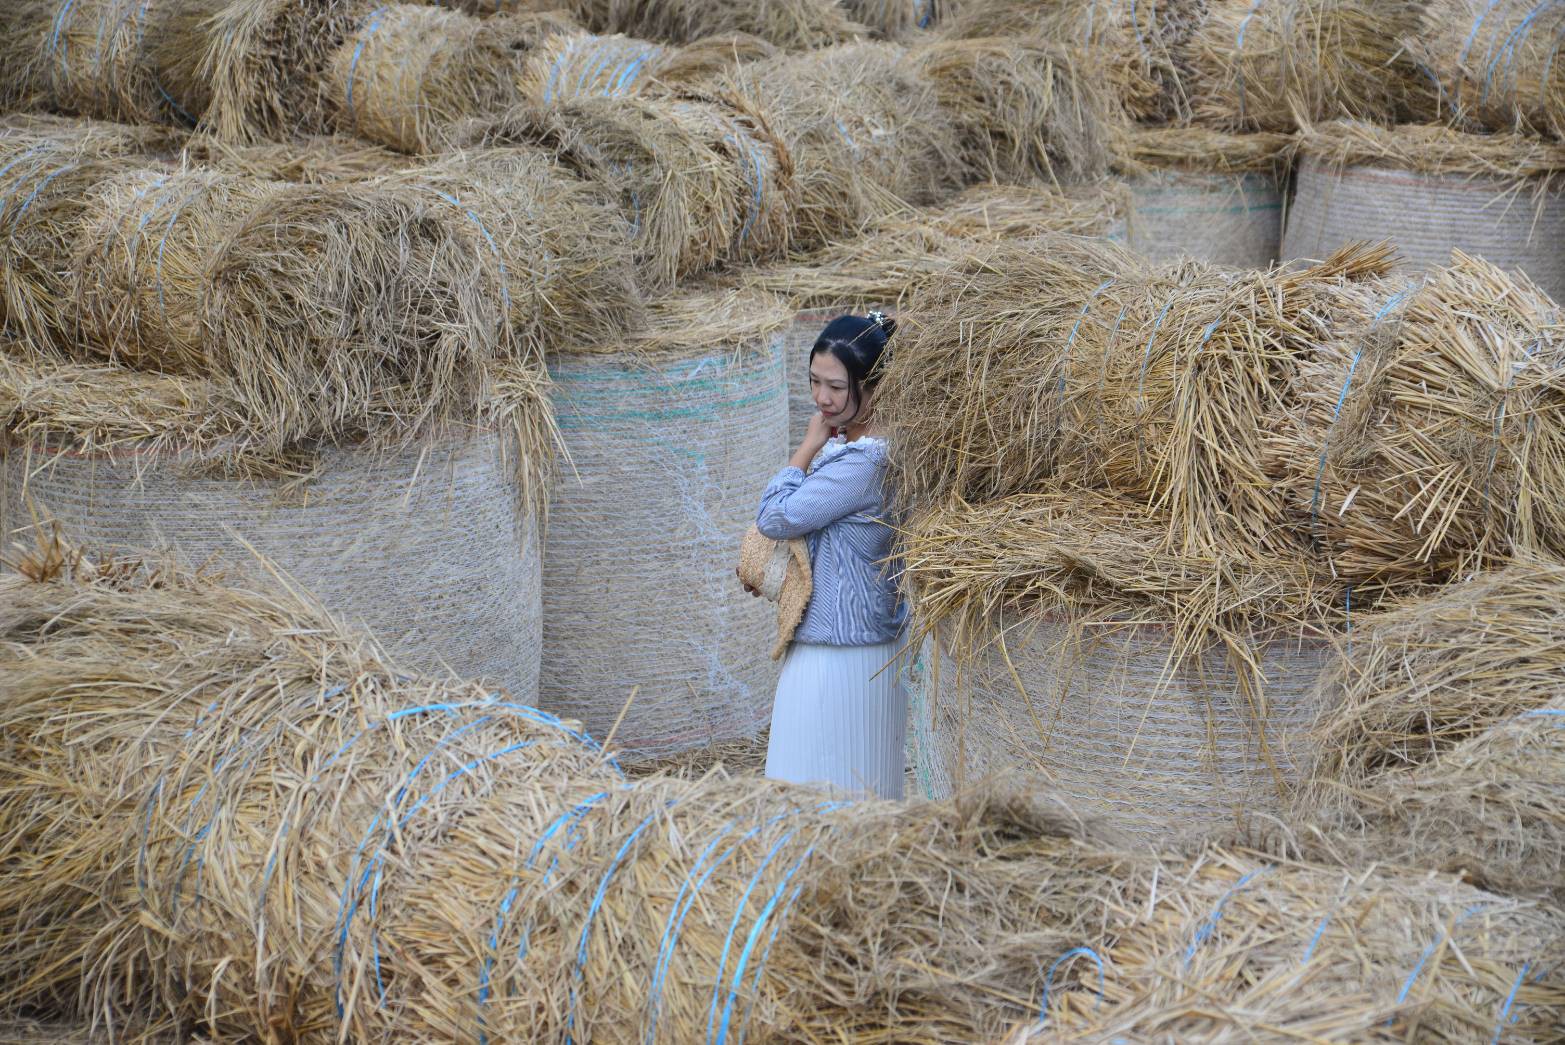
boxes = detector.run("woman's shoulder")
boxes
[814,434,890,470]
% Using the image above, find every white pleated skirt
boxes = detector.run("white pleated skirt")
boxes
[764,639,908,800]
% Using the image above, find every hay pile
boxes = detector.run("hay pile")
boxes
[464,93,794,284]
[1408,0,1565,140]
[1285,560,1565,904]
[722,42,961,247]
[1296,118,1565,182]
[325,5,564,153]
[0,543,1136,1041]
[1112,123,1297,177]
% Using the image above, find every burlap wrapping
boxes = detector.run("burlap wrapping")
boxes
[541,338,789,757]
[906,620,1329,847]
[1124,170,1283,269]
[0,431,542,698]
[1282,155,1565,301]
[781,307,836,448]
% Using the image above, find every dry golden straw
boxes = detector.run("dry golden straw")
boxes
[1112,123,1297,176]
[1407,0,1565,140]
[471,0,867,50]
[1297,117,1565,186]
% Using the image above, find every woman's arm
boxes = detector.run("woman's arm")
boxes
[756,448,880,540]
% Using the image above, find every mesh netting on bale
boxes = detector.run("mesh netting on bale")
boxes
[1282,560,1565,905]
[1123,169,1283,268]
[324,5,564,154]
[1283,121,1565,300]
[722,42,961,248]
[0,370,549,700]
[540,290,790,759]
[464,94,794,285]
[1406,0,1565,140]
[0,546,1144,1042]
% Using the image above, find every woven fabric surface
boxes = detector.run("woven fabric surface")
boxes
[781,307,838,448]
[907,620,1329,849]
[1283,155,1565,300]
[1124,170,1283,269]
[0,430,542,698]
[541,336,789,758]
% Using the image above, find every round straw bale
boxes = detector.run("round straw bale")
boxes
[648,31,778,86]
[1283,121,1565,300]
[1,389,551,703]
[721,42,961,247]
[912,36,1122,183]
[0,548,610,1029]
[0,131,165,358]
[902,492,1337,849]
[1030,851,1565,1040]
[1,0,173,123]
[469,94,794,284]
[1278,253,1565,585]
[326,5,559,154]
[200,0,372,143]
[520,30,670,103]
[539,289,788,759]
[1183,0,1428,132]
[1406,0,1565,140]
[937,0,1205,123]
[521,0,869,49]
[1123,169,1284,268]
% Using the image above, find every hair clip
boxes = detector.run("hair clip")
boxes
[866,310,887,328]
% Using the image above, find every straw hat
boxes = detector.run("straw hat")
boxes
[737,525,812,660]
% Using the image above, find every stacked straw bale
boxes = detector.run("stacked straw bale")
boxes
[912,36,1122,183]
[468,0,868,49]
[0,119,174,356]
[1112,125,1293,268]
[1276,251,1565,585]
[1284,560,1565,904]
[1284,120,1565,299]
[721,42,962,247]
[1180,0,1428,132]
[539,289,790,759]
[0,543,1139,1041]
[324,4,565,154]
[465,94,795,285]
[937,0,1204,124]
[1406,0,1565,140]
[518,30,779,103]
[1026,850,1565,1040]
[0,354,555,700]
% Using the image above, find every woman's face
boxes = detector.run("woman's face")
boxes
[809,350,861,425]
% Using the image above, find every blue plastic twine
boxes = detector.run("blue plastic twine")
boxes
[704,830,805,1042]
[1184,866,1268,969]
[1233,0,1268,123]
[1060,279,1115,404]
[1492,962,1531,1044]
[428,188,512,314]
[1031,946,1106,1031]
[344,7,390,119]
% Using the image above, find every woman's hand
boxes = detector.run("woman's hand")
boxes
[735,566,761,597]
[789,412,833,471]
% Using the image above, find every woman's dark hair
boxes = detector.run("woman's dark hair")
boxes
[809,311,897,420]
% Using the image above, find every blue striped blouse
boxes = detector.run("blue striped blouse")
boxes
[755,435,907,646]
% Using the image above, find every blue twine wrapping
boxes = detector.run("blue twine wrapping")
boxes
[730,836,835,1045]
[6,163,82,229]
[1233,0,1268,123]
[428,188,512,314]
[1307,285,1420,541]
[566,800,679,1041]
[1462,0,1508,64]
[725,130,767,247]
[1524,708,1565,720]
[46,0,83,69]
[1392,903,1491,1019]
[153,181,213,326]
[1491,962,1530,1043]
[1482,2,1554,106]
[704,830,803,1042]
[1184,866,1267,969]
[573,39,621,99]
[1301,912,1332,964]
[1135,292,1177,398]
[344,7,391,119]
[1031,946,1106,1031]
[914,0,932,30]
[1059,279,1115,405]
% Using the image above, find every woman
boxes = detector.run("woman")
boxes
[749,311,907,799]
